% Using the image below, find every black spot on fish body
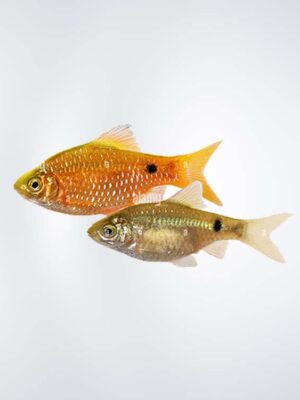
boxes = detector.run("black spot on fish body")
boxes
[146,163,157,174]
[213,219,222,232]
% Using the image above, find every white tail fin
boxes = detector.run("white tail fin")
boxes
[241,213,292,263]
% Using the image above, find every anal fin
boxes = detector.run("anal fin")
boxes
[203,241,228,259]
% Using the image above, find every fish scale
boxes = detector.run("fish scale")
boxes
[14,125,222,215]
[88,182,291,265]
[89,191,232,261]
[44,147,179,214]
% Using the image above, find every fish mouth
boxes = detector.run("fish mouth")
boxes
[13,176,28,197]
[87,225,99,240]
[87,221,104,242]
[87,226,95,237]
[14,168,41,199]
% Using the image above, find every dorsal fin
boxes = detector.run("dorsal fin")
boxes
[92,124,140,152]
[203,241,228,259]
[166,182,206,210]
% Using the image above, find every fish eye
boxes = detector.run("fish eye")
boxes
[27,177,42,193]
[100,224,117,239]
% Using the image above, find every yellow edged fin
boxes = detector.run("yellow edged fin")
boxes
[241,213,292,263]
[166,181,206,210]
[180,141,222,206]
[203,241,228,259]
[92,124,140,152]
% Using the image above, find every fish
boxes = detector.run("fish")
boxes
[87,181,291,265]
[14,125,222,215]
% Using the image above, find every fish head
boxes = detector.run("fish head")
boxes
[14,166,59,206]
[87,214,134,252]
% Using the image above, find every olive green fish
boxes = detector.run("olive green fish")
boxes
[88,182,291,266]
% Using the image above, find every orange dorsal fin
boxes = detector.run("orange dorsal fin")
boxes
[92,124,140,152]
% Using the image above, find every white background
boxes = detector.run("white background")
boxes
[1,1,299,399]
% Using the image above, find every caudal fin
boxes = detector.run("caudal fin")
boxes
[241,213,292,263]
[179,141,222,206]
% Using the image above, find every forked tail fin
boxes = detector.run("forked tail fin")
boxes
[241,213,292,263]
[179,141,222,206]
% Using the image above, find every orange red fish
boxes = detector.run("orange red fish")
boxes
[14,125,222,215]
